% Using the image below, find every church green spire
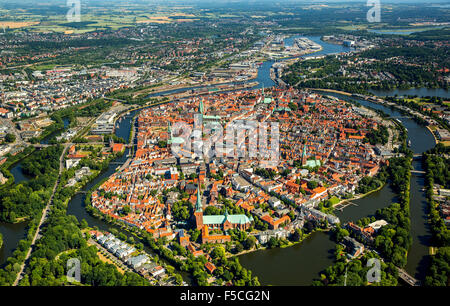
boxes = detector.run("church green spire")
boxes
[167,121,173,144]
[302,143,307,165]
[199,99,204,114]
[195,186,202,212]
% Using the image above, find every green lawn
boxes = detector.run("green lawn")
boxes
[329,196,341,206]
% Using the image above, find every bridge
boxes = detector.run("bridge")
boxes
[397,268,421,286]
[411,170,426,175]
[103,97,128,103]
[30,143,51,148]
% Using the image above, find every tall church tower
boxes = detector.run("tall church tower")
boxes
[302,143,308,166]
[198,99,204,115]
[167,121,172,144]
[194,186,204,230]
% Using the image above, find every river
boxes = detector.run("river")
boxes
[0,221,29,266]
[64,107,193,284]
[240,91,436,285]
[370,88,450,99]
[0,35,439,284]
[66,107,140,236]
[0,117,71,265]
[7,116,72,186]
[40,117,71,145]
[322,92,435,278]
[368,27,447,35]
[144,35,352,97]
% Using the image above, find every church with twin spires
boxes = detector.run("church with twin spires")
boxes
[193,186,253,231]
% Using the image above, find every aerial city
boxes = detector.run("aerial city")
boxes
[0,0,449,293]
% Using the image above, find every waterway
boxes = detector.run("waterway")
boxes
[0,161,32,265]
[64,107,193,284]
[66,107,141,236]
[0,221,29,266]
[319,92,435,280]
[368,27,446,35]
[239,231,336,286]
[286,35,353,56]
[240,90,435,285]
[40,117,71,145]
[370,88,450,99]
[0,35,438,284]
[144,35,352,97]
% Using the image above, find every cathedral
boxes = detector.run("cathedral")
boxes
[193,186,253,231]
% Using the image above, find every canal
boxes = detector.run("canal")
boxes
[1,35,442,284]
[0,221,29,266]
[40,117,71,144]
[64,107,193,284]
[320,92,436,280]
[239,231,336,286]
[66,107,141,238]
[370,88,450,99]
[0,116,71,265]
[240,91,436,285]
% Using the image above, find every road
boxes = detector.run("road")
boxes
[88,238,132,274]
[0,118,25,146]
[13,143,70,286]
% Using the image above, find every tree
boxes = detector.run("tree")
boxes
[335,228,349,242]
[234,243,244,254]
[243,236,256,250]
[291,229,303,242]
[175,274,184,285]
[307,180,318,190]
[120,205,131,216]
[4,133,16,143]
[268,237,279,249]
[212,246,226,260]
[80,219,88,229]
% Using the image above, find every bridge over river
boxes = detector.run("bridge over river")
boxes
[411,170,425,175]
[397,268,421,286]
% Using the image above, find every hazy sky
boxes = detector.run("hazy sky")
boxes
[1,0,449,3]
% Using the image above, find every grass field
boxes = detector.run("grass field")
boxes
[0,21,39,29]
[329,196,341,206]
[31,64,57,71]
[97,252,125,274]
[1,8,199,33]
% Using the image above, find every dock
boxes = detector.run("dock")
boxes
[335,201,358,211]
